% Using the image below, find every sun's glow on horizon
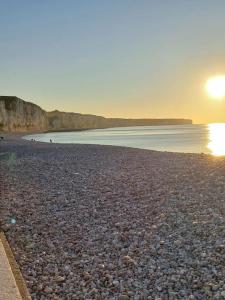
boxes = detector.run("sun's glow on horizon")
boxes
[206,76,225,99]
[207,123,225,156]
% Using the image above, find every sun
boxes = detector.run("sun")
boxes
[205,75,225,99]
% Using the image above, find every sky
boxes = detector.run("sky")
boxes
[1,0,225,123]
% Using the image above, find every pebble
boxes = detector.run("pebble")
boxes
[118,295,129,300]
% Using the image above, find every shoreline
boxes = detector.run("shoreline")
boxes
[5,132,214,157]
[1,136,225,299]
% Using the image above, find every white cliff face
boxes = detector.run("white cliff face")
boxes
[47,111,107,131]
[0,97,108,132]
[0,96,48,132]
[0,96,192,132]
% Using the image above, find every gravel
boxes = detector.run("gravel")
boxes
[1,135,225,299]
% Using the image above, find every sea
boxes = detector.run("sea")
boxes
[24,123,225,156]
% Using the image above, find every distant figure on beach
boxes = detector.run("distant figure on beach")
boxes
[50,139,52,143]
[0,136,4,140]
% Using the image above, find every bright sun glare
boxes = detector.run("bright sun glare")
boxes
[206,75,225,99]
[208,123,225,156]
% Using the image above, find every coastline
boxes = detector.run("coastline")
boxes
[1,135,225,299]
[1,122,195,136]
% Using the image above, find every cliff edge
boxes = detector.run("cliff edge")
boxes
[0,96,192,132]
[0,96,47,132]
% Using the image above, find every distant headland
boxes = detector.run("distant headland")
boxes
[0,96,192,132]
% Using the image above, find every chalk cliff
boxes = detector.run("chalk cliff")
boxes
[0,96,47,132]
[0,96,192,132]
[105,118,192,127]
[47,110,106,131]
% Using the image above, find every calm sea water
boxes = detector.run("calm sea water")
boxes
[24,124,225,156]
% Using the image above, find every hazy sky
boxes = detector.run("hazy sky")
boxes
[1,0,225,123]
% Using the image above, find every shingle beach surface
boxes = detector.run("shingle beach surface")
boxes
[1,135,225,299]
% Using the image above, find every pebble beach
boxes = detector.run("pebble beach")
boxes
[1,135,225,300]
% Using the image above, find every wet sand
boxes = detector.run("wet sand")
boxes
[1,135,225,299]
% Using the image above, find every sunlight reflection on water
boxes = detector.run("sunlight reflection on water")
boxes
[207,123,225,156]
